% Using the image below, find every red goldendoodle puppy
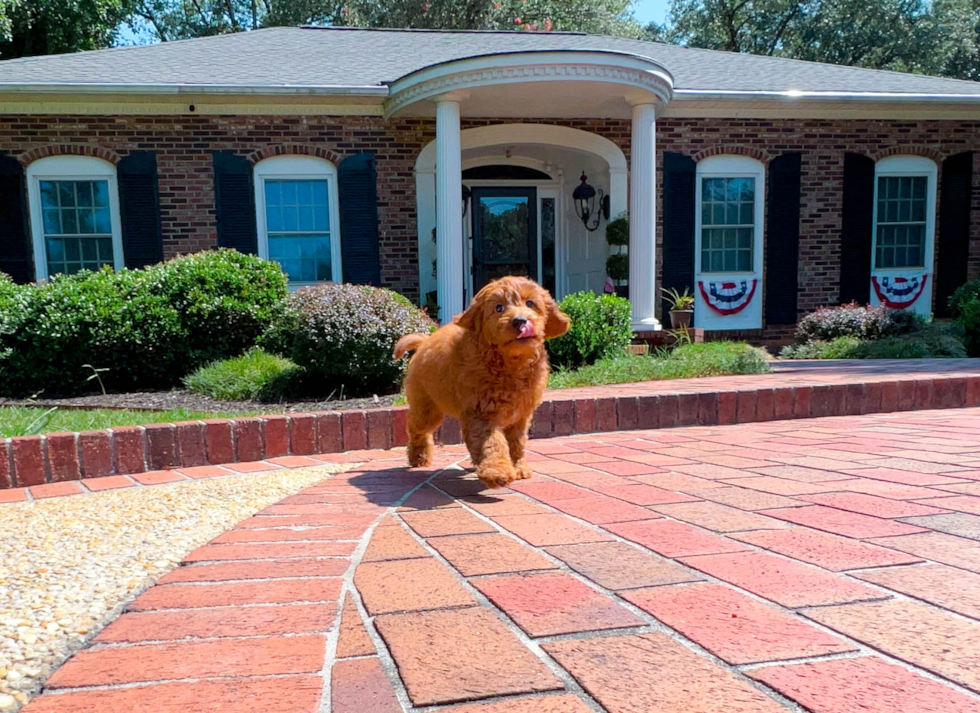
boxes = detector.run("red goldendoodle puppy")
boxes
[394,276,570,488]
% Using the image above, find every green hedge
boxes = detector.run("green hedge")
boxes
[0,250,287,397]
[951,280,980,357]
[546,291,632,369]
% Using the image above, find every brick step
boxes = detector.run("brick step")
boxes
[2,370,978,490]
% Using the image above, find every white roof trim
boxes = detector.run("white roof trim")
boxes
[0,82,390,96]
[674,89,980,103]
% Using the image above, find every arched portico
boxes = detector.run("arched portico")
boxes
[392,50,673,327]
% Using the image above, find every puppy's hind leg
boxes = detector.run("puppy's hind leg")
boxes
[463,417,516,489]
[407,394,442,468]
[505,418,533,481]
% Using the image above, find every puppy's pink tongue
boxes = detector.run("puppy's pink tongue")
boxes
[518,321,536,338]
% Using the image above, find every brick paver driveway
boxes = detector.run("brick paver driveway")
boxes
[24,407,980,713]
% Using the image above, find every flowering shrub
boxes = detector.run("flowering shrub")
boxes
[794,303,913,343]
[267,284,434,395]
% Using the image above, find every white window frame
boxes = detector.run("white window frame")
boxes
[694,154,765,279]
[253,154,343,288]
[27,155,124,280]
[872,155,937,273]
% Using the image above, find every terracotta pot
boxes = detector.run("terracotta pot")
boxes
[670,309,693,329]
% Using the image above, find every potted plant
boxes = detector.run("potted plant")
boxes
[664,287,695,328]
[605,214,629,298]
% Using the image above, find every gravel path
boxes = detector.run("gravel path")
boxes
[0,464,349,711]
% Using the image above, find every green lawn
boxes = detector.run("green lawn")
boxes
[0,406,260,438]
[548,342,771,390]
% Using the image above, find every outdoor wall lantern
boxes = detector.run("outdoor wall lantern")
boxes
[572,172,610,232]
[462,184,472,217]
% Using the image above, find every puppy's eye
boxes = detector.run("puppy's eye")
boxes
[495,304,504,313]
[525,300,535,309]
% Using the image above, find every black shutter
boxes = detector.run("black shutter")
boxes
[937,151,973,318]
[0,152,33,283]
[839,152,875,305]
[212,151,257,254]
[661,152,697,318]
[338,152,381,285]
[118,151,163,270]
[765,152,803,324]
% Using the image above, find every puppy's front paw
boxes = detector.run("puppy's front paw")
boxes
[476,461,517,489]
[514,460,533,481]
[407,441,434,468]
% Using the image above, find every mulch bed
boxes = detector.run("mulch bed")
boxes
[0,390,402,414]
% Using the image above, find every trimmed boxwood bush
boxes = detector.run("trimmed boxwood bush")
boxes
[265,283,434,396]
[546,291,632,369]
[0,250,287,397]
[183,347,303,402]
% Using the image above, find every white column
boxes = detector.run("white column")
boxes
[629,102,661,330]
[435,98,464,322]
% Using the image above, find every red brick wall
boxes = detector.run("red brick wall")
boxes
[1,113,977,336]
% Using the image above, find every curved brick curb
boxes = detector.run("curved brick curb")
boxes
[2,371,979,491]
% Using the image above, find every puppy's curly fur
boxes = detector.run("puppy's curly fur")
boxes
[394,276,570,488]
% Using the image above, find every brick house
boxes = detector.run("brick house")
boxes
[0,27,978,341]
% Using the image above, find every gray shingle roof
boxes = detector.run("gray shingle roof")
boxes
[0,26,978,96]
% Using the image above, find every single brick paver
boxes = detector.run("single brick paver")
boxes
[331,658,401,713]
[473,572,645,636]
[428,532,557,576]
[546,541,703,590]
[749,657,980,713]
[805,599,980,692]
[625,582,857,664]
[731,528,922,571]
[354,558,475,615]
[545,632,788,712]
[681,551,885,608]
[336,595,375,658]
[25,406,980,713]
[375,608,562,706]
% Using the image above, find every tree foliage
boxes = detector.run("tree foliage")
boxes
[648,0,980,80]
[122,0,641,42]
[0,0,133,59]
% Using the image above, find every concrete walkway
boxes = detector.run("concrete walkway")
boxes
[22,407,980,713]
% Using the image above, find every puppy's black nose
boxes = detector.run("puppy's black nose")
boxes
[511,316,528,329]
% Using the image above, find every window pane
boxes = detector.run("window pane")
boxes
[700,176,755,273]
[263,179,332,284]
[93,181,109,208]
[61,209,78,234]
[874,176,929,269]
[78,209,94,234]
[43,208,61,234]
[94,208,112,234]
[269,235,332,282]
[59,182,75,207]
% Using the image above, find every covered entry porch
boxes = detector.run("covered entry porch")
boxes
[386,50,673,329]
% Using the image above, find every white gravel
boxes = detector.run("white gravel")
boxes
[0,465,350,711]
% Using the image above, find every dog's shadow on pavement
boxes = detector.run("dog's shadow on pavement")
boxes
[343,465,509,509]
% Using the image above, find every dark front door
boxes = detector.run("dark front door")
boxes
[471,187,537,292]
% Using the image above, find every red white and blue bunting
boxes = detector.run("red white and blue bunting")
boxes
[871,274,929,309]
[698,279,758,316]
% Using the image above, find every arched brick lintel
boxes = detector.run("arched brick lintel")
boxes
[19,144,122,167]
[691,145,772,164]
[248,144,342,166]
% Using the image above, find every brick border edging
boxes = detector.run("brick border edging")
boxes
[2,375,978,490]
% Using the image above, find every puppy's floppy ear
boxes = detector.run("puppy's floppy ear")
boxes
[543,294,571,339]
[455,294,484,332]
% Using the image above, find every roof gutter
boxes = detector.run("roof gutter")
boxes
[0,82,390,97]
[674,89,980,103]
